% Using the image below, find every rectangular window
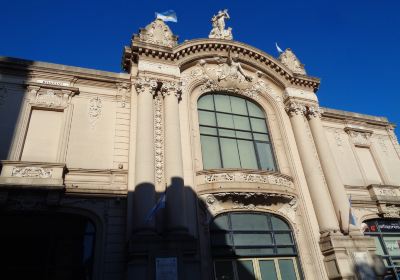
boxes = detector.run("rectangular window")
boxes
[21,109,63,162]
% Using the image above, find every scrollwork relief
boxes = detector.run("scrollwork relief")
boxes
[135,76,158,95]
[35,90,64,107]
[160,80,182,99]
[88,96,102,128]
[285,101,306,117]
[138,18,178,48]
[117,82,131,108]
[11,167,53,178]
[346,130,372,146]
[154,94,164,183]
[204,172,294,188]
[279,48,306,75]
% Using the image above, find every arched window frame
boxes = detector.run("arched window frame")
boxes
[197,92,278,171]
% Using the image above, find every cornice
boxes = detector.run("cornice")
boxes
[123,39,320,92]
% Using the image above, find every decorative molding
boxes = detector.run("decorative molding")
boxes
[203,172,294,188]
[11,167,53,178]
[334,129,344,149]
[117,82,131,108]
[26,84,77,108]
[200,192,298,224]
[154,94,164,183]
[345,129,372,146]
[379,204,400,218]
[35,89,64,107]
[135,76,158,95]
[209,9,233,40]
[137,18,178,48]
[160,80,182,99]
[88,96,102,128]
[279,48,306,75]
[307,105,322,119]
[285,101,307,117]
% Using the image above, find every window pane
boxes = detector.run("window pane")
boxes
[220,138,240,168]
[250,118,268,133]
[253,133,269,141]
[236,260,255,280]
[233,115,251,131]
[211,215,230,231]
[198,95,214,110]
[215,261,235,280]
[200,136,221,169]
[233,233,272,246]
[235,248,274,256]
[230,96,248,115]
[217,113,234,128]
[372,236,385,255]
[200,126,217,135]
[219,129,236,138]
[215,95,231,113]
[277,247,296,254]
[256,142,276,171]
[231,214,270,231]
[383,236,400,256]
[247,101,264,117]
[236,131,252,140]
[199,111,216,126]
[237,140,258,169]
[275,233,292,245]
[278,259,298,280]
[259,260,278,280]
[271,216,290,231]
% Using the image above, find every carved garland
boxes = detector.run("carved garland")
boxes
[154,94,164,183]
[12,167,53,178]
[204,172,294,188]
[88,96,102,128]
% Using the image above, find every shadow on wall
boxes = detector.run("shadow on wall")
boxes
[0,57,31,162]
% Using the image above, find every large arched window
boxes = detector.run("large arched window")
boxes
[210,212,301,280]
[198,93,277,171]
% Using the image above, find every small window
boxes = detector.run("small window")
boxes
[198,93,277,171]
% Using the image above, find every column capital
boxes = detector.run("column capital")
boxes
[160,80,182,100]
[307,105,322,119]
[285,101,307,117]
[135,77,158,95]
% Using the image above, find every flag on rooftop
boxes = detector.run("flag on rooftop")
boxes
[275,42,283,53]
[155,10,178,23]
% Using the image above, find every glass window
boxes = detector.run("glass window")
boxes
[198,93,277,171]
[210,213,301,279]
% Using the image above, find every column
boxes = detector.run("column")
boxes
[133,77,158,233]
[286,101,340,234]
[161,81,187,233]
[307,106,351,234]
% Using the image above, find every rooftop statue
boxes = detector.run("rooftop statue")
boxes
[279,48,306,75]
[209,9,233,40]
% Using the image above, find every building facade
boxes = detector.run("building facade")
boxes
[1,11,400,280]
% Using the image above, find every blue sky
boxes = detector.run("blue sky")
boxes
[2,0,399,136]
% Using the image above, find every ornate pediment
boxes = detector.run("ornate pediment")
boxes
[182,55,280,102]
[137,18,178,48]
[279,48,306,75]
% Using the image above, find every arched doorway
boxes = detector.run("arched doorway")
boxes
[0,211,96,280]
[210,212,301,280]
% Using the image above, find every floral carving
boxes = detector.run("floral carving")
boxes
[135,77,158,95]
[117,82,131,108]
[138,18,178,48]
[285,101,306,117]
[279,48,306,75]
[88,96,102,128]
[307,105,322,119]
[346,130,372,146]
[379,205,400,218]
[204,172,294,188]
[160,80,182,99]
[36,90,64,107]
[11,167,52,178]
[154,95,164,183]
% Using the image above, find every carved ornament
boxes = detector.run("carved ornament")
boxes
[11,167,52,178]
[160,80,182,99]
[345,129,372,146]
[209,9,233,40]
[135,77,158,95]
[200,192,298,224]
[204,172,294,188]
[137,18,178,48]
[307,105,322,119]
[285,101,307,117]
[27,84,76,108]
[379,204,400,218]
[279,48,306,75]
[88,96,102,128]
[117,82,131,108]
[154,95,164,183]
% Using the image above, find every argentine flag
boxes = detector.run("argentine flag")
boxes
[155,10,178,23]
[144,191,166,223]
